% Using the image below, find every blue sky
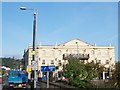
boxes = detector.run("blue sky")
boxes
[2,2,118,60]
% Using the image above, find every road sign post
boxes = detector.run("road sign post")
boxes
[41,66,56,88]
[32,60,38,88]
[47,71,49,88]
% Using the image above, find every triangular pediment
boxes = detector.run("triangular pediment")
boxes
[59,39,93,46]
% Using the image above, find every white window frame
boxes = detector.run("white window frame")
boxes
[42,59,45,65]
[51,60,54,65]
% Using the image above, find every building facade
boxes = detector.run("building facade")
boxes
[23,39,115,80]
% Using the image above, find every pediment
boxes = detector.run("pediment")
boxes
[59,39,93,46]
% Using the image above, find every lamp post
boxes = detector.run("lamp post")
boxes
[20,7,38,89]
[75,42,78,57]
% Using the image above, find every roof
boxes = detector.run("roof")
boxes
[58,38,94,46]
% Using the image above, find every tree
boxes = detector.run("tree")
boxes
[85,61,104,80]
[63,57,104,88]
[112,61,120,88]
[1,57,21,69]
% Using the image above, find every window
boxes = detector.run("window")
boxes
[91,60,94,63]
[106,60,109,64]
[105,51,108,56]
[42,60,45,65]
[51,50,54,55]
[80,60,85,63]
[51,60,54,65]
[66,49,68,52]
[97,60,101,64]
[58,60,62,66]
[91,50,94,54]
[97,50,101,56]
[84,49,86,53]
[69,50,72,54]
[58,50,62,55]
[74,50,77,54]
[79,50,83,53]
[42,50,46,55]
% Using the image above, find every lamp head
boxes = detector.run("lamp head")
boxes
[20,7,27,10]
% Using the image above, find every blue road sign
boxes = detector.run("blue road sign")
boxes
[48,66,56,72]
[41,66,48,72]
[41,66,56,72]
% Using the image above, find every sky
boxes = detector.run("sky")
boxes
[2,2,118,60]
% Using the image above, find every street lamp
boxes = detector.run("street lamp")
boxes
[75,42,78,56]
[20,7,38,89]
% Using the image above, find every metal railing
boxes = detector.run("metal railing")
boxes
[63,53,89,60]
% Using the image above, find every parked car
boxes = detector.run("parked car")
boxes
[8,70,28,88]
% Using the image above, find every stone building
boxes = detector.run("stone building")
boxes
[23,38,115,80]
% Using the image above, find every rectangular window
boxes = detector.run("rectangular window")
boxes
[51,50,54,55]
[97,60,101,64]
[106,60,109,64]
[105,51,108,56]
[91,50,94,54]
[42,60,45,65]
[42,50,46,55]
[97,50,101,56]
[91,60,94,63]
[58,60,62,66]
[51,60,54,65]
[81,60,85,63]
[58,50,62,55]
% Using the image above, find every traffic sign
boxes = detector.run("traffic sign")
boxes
[32,61,38,70]
[31,50,35,55]
[26,65,32,72]
[41,66,48,72]
[48,66,56,72]
[41,66,56,72]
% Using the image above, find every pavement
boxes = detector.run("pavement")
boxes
[0,84,2,90]
[2,76,10,89]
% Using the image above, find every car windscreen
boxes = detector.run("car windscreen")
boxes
[9,71,20,77]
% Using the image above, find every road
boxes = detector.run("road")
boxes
[2,76,75,89]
